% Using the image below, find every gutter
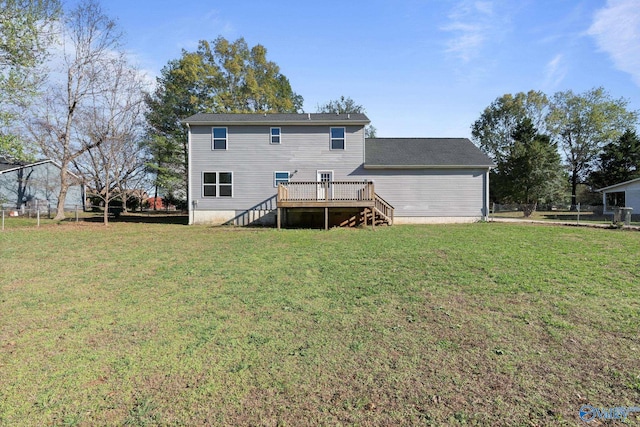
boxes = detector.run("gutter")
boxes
[181,119,371,127]
[363,164,495,170]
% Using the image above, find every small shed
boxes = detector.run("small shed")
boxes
[596,177,640,215]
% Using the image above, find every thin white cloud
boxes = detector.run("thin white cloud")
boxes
[543,53,568,89]
[588,0,640,86]
[441,1,500,62]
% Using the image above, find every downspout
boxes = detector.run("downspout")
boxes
[484,169,490,221]
[186,122,194,225]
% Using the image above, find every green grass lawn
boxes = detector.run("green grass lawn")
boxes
[1,222,639,426]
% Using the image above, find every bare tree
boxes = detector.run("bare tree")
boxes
[28,0,124,220]
[73,56,148,224]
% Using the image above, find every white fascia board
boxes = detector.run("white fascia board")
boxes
[182,119,370,126]
[363,164,494,170]
[0,159,81,180]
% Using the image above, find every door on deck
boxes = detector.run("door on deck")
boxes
[316,170,333,200]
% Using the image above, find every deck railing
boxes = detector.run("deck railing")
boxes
[374,193,394,225]
[277,181,374,202]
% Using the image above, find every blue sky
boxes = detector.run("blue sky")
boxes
[102,0,640,138]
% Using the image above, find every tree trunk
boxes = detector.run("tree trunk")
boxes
[570,169,578,211]
[54,167,69,220]
[522,202,537,217]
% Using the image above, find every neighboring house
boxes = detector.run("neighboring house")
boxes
[597,177,640,215]
[145,196,175,211]
[145,196,165,210]
[0,157,84,210]
[182,113,494,227]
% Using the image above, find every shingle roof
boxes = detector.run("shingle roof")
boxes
[182,112,370,125]
[365,138,494,168]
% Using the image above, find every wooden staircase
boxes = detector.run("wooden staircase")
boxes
[371,193,394,226]
[338,194,394,227]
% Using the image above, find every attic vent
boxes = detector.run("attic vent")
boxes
[307,113,310,120]
[347,113,350,119]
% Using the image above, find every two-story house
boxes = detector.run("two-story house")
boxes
[183,113,494,228]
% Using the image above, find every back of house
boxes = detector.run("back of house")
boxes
[183,113,493,227]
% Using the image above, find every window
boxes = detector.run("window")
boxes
[270,127,281,144]
[203,172,233,197]
[212,127,227,150]
[606,191,625,209]
[274,171,290,187]
[330,127,345,150]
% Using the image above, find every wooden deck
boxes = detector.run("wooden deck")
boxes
[276,181,393,229]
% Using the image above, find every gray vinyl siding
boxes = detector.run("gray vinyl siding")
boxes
[355,168,487,217]
[190,124,365,210]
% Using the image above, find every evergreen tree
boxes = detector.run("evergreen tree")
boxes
[492,118,566,216]
[589,129,640,189]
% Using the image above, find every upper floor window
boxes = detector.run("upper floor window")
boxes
[274,171,290,187]
[203,172,233,197]
[270,127,281,144]
[330,127,345,150]
[212,127,227,150]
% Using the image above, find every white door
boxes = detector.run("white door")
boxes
[317,170,333,200]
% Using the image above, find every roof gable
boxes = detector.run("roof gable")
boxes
[596,176,640,192]
[0,158,81,179]
[365,138,494,169]
[0,156,27,172]
[182,112,370,126]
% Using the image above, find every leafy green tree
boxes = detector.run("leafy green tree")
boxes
[317,96,365,114]
[0,0,60,159]
[547,87,638,208]
[316,95,376,138]
[471,90,549,162]
[492,118,566,216]
[145,36,303,202]
[589,129,640,189]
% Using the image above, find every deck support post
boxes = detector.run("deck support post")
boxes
[371,208,375,230]
[277,207,281,229]
[324,207,329,230]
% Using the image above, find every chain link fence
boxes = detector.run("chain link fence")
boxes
[491,203,604,215]
[1,204,84,230]
[490,203,640,226]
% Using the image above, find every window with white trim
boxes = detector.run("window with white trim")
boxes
[270,127,281,144]
[330,127,345,150]
[274,171,290,187]
[203,172,233,197]
[212,127,227,150]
